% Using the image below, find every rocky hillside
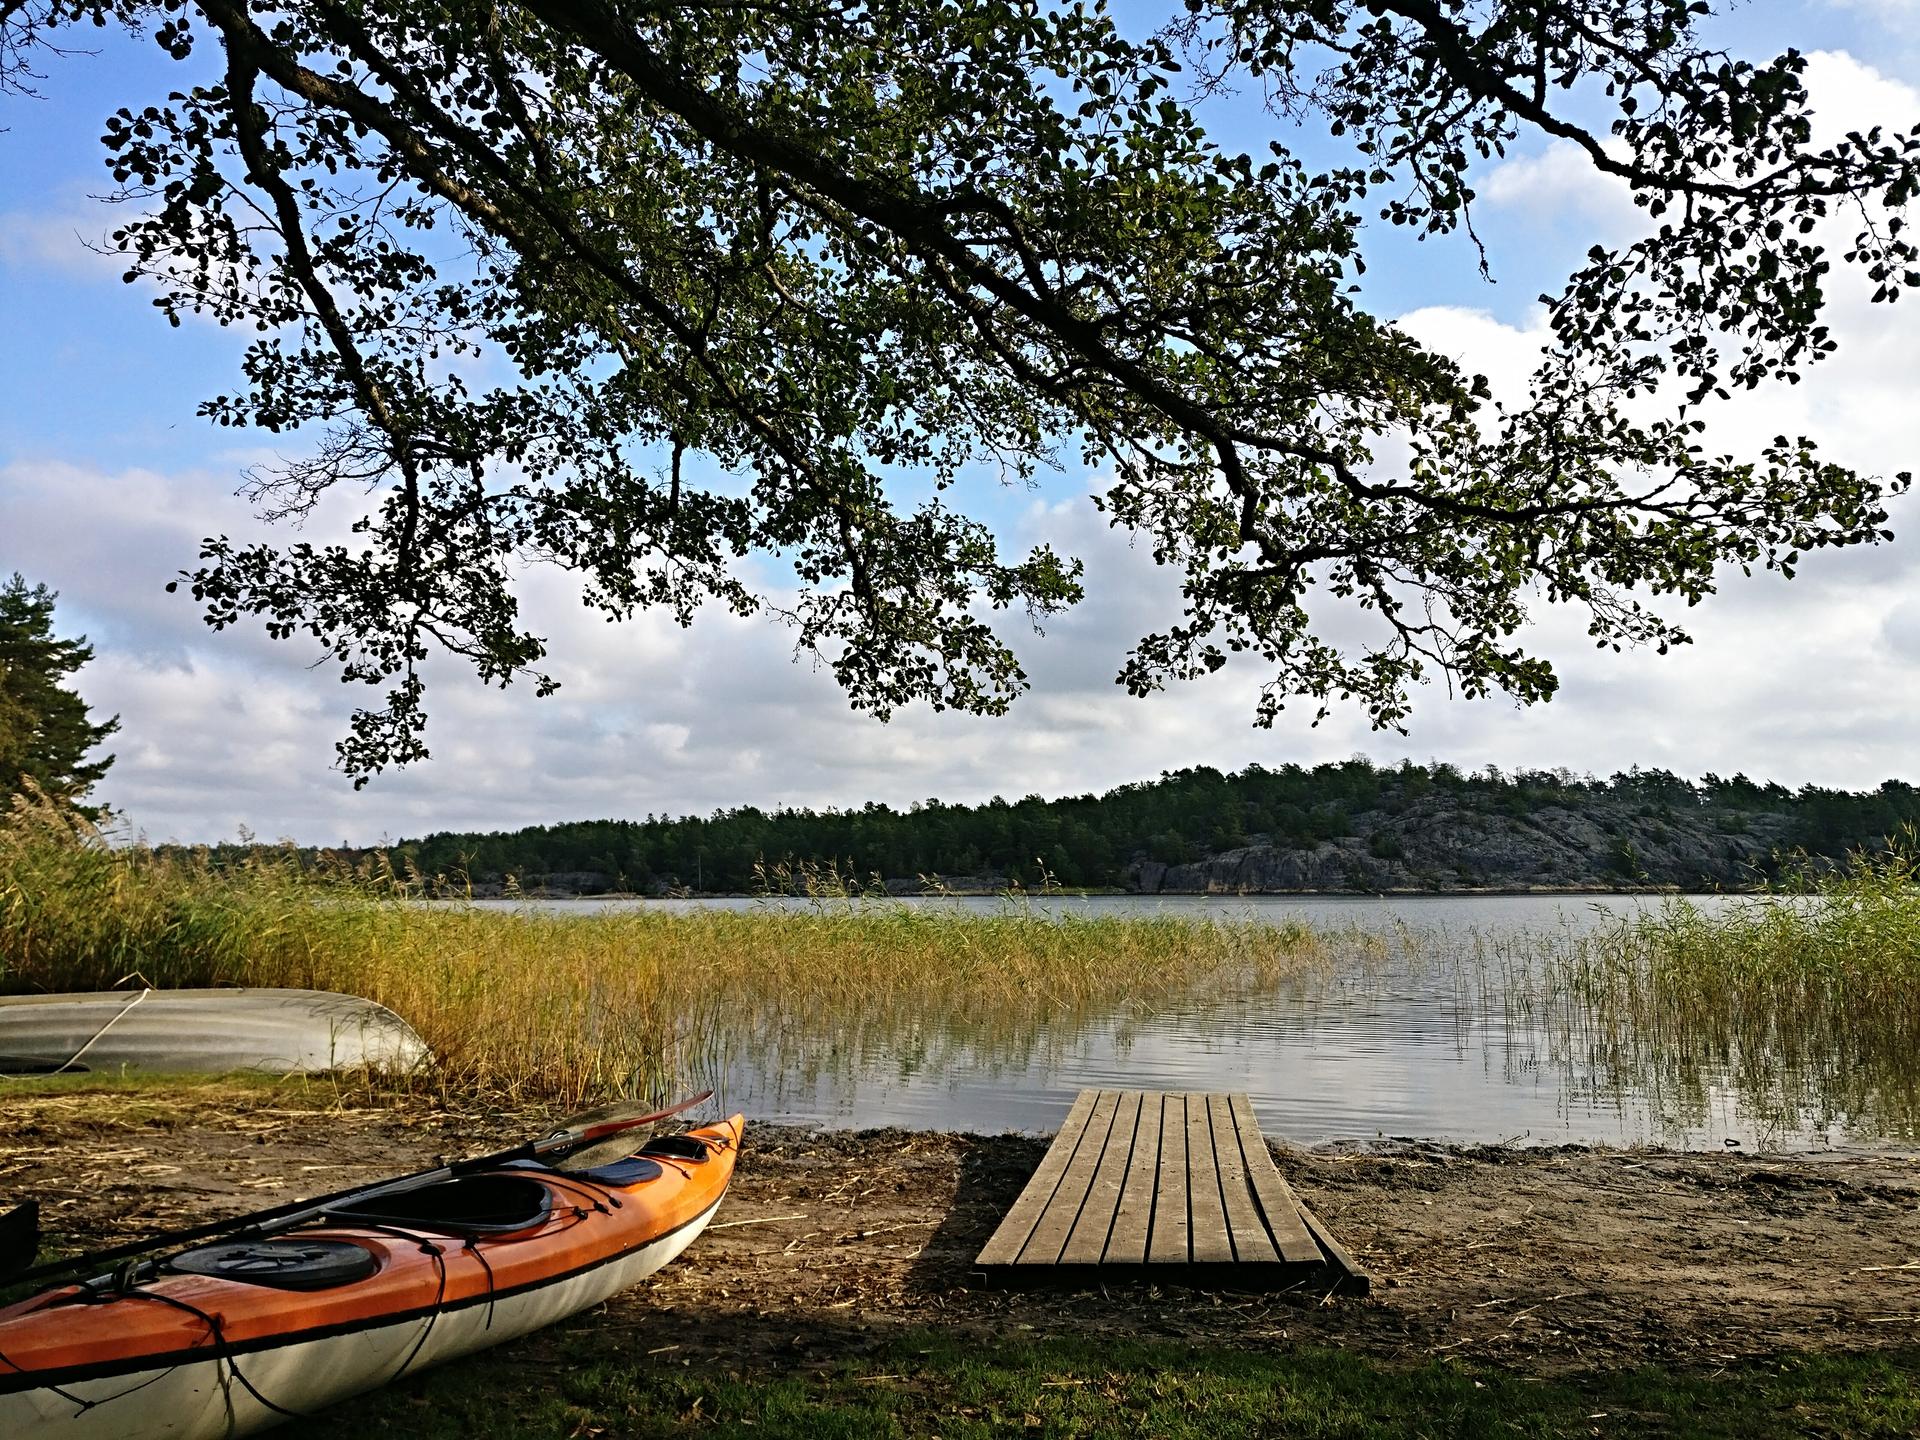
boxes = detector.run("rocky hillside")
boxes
[376,760,1916,896]
[1125,795,1797,894]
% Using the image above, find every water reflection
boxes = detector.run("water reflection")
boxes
[496,894,1909,1151]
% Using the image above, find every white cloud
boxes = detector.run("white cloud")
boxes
[1476,138,1641,235]
[0,175,191,283]
[1367,248,1920,791]
[1476,50,1920,240]
[0,203,121,276]
[1360,50,1920,795]
[1801,49,1920,140]
[1828,0,1920,41]
[0,186,241,334]
[1883,596,1920,661]
[11,437,1920,847]
[1423,49,1920,481]
[1392,303,1554,403]
[0,455,1323,839]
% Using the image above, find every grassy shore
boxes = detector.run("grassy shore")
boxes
[6,791,1920,1132]
[7,1079,1917,1440]
[278,1328,1920,1439]
[0,795,1332,1105]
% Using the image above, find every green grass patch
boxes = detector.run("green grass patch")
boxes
[281,1328,1920,1439]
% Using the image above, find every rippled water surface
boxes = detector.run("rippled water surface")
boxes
[493,893,1910,1150]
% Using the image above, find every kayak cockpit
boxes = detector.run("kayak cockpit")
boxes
[325,1173,554,1235]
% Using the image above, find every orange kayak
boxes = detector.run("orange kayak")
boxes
[0,1115,743,1439]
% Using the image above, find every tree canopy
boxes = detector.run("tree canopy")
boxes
[0,574,118,808]
[3,1,1915,781]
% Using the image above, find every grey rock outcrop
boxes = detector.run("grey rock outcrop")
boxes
[1125,796,1793,893]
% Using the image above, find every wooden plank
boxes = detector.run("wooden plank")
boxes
[1228,1092,1322,1265]
[1104,1091,1161,1265]
[1208,1094,1280,1264]
[1146,1092,1189,1265]
[1013,1088,1122,1265]
[980,1089,1369,1294]
[975,1089,1101,1267]
[1295,1196,1374,1297]
[1185,1091,1235,1264]
[1060,1090,1142,1265]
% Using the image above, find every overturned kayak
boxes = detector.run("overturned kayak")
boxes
[0,1113,743,1438]
[0,988,429,1076]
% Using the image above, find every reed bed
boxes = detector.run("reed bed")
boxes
[1484,842,1920,1140]
[9,786,1917,1138]
[0,794,1328,1106]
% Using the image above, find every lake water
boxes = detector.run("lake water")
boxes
[491,892,1734,926]
[487,893,1909,1152]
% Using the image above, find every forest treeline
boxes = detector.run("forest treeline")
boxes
[328,761,1920,894]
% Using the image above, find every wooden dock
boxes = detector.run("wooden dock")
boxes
[975,1090,1369,1293]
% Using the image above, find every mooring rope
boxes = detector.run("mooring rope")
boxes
[55,988,149,1074]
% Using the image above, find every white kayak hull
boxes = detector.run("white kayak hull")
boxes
[0,989,428,1076]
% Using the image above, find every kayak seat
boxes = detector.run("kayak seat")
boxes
[326,1174,554,1236]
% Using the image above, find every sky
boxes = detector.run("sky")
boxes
[4,4,1920,845]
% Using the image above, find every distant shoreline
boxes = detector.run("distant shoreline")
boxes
[378,760,1907,900]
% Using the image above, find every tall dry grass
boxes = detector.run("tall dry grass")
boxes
[16,783,1911,1134]
[0,792,1327,1106]
[0,790,412,994]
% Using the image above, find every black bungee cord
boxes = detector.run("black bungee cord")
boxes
[101,1288,304,1424]
[461,1236,499,1331]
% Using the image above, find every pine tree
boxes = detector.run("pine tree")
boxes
[0,575,118,808]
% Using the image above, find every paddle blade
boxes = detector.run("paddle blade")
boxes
[553,1131,653,1172]
[546,1098,662,1138]
[540,1090,714,1150]
[0,1200,41,1281]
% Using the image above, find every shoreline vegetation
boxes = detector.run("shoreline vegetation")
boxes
[0,793,1337,1105]
[1495,846,1920,1144]
[5,790,1919,1432]
[3,788,1918,1139]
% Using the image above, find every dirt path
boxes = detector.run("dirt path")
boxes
[4,1084,1916,1375]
